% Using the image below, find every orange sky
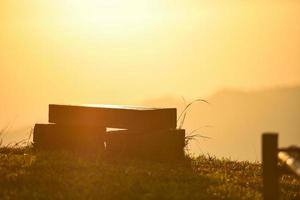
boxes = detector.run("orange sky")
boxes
[1,1,300,122]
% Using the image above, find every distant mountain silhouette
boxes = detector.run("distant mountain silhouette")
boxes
[2,86,299,161]
[143,86,300,161]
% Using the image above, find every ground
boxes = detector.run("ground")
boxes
[0,147,299,200]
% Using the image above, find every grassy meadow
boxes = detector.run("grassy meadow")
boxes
[0,146,299,200]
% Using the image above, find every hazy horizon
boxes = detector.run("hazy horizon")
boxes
[1,85,300,161]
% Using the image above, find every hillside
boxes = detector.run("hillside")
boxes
[0,148,299,200]
[143,86,300,161]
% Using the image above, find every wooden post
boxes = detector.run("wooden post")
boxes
[262,133,279,200]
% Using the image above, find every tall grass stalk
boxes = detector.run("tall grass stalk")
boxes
[177,98,209,129]
[177,98,211,149]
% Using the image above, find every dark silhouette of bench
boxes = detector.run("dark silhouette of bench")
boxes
[34,104,185,159]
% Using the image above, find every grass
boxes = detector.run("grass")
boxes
[0,110,299,200]
[0,147,299,200]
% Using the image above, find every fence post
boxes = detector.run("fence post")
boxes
[262,133,279,200]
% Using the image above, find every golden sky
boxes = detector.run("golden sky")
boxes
[1,0,300,108]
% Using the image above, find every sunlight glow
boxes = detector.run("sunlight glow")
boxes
[60,0,167,36]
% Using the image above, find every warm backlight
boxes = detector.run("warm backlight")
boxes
[59,0,167,37]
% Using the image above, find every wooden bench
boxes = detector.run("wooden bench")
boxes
[34,104,185,159]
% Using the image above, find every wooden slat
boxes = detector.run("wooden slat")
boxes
[105,129,185,159]
[33,123,105,152]
[49,104,177,130]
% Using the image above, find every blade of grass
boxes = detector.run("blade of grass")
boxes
[177,99,209,129]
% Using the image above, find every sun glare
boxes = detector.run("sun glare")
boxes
[60,0,167,37]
